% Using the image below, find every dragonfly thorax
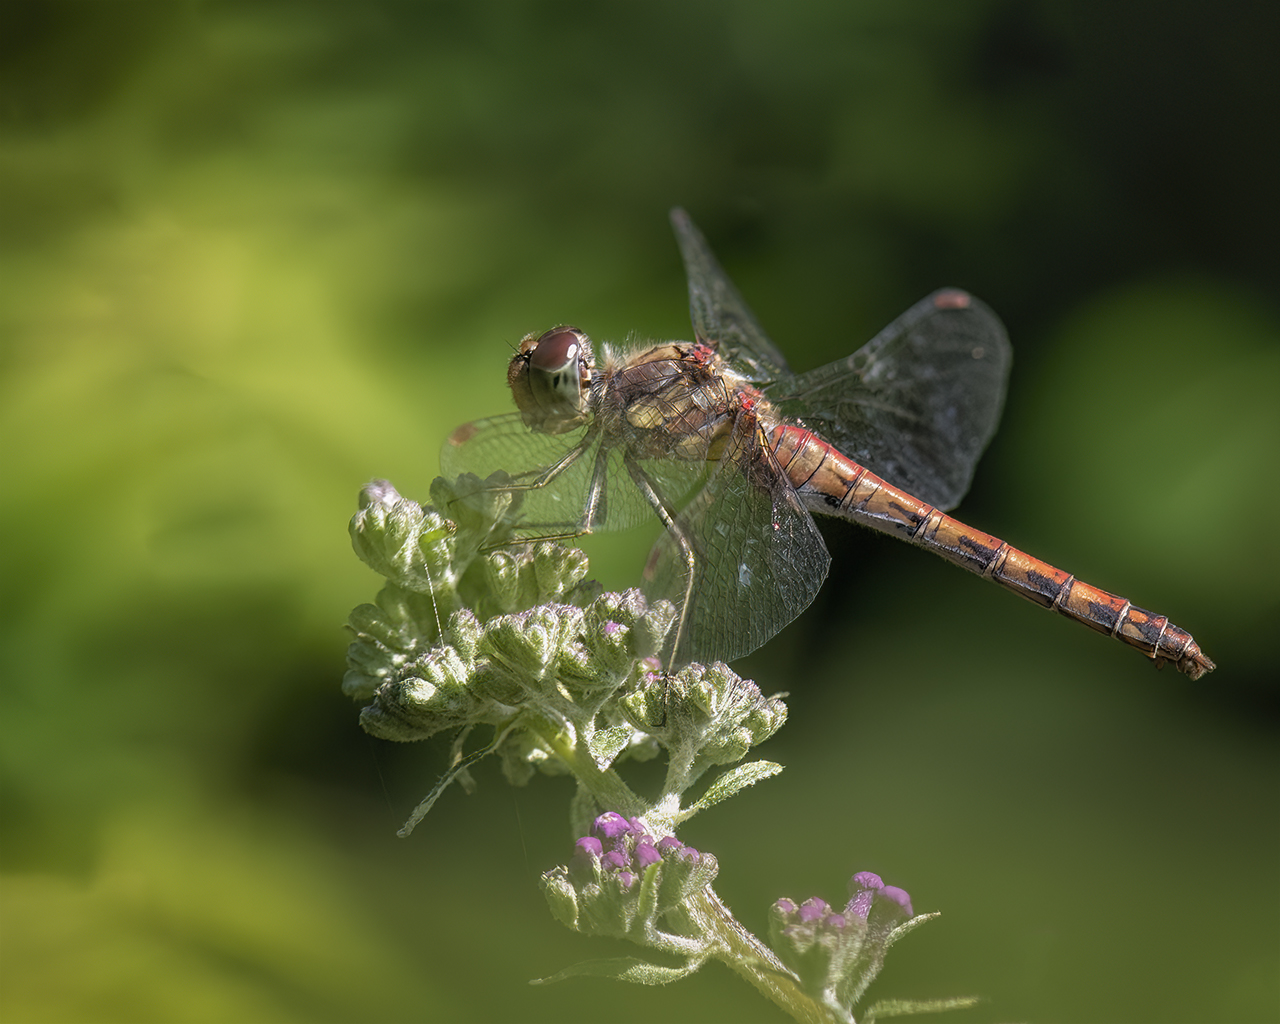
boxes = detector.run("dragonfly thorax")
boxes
[508,326,594,434]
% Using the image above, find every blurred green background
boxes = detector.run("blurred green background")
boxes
[2,2,1277,1022]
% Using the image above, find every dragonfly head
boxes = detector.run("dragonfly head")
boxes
[508,326,593,433]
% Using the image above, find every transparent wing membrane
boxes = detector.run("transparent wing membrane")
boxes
[442,413,710,538]
[767,290,1011,510]
[670,207,791,382]
[643,418,830,665]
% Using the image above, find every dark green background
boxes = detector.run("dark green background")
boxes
[2,2,1276,1021]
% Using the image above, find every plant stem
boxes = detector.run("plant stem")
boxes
[535,715,647,818]
[685,887,849,1024]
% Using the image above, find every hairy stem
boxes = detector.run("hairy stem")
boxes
[684,887,847,1024]
[534,715,647,818]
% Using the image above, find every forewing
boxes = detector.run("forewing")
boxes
[643,420,831,667]
[766,289,1011,510]
[441,413,703,535]
[670,208,791,382]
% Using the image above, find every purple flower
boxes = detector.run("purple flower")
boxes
[543,813,719,944]
[568,836,603,877]
[846,870,914,919]
[578,813,713,892]
[634,840,661,868]
[592,812,631,840]
[880,886,913,914]
[770,869,920,1010]
[574,836,603,858]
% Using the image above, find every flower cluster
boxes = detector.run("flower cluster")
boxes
[621,661,789,793]
[344,479,971,1019]
[344,479,785,836]
[344,477,665,721]
[769,872,972,1019]
[543,812,718,947]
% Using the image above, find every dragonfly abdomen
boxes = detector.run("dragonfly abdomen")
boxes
[919,513,1214,680]
[769,424,1215,680]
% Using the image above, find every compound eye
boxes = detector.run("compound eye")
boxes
[528,327,586,374]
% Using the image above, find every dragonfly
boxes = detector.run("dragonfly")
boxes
[442,209,1214,680]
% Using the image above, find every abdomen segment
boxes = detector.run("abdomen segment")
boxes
[769,425,1215,680]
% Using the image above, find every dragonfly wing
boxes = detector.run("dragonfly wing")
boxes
[643,420,831,666]
[670,208,791,382]
[442,413,706,535]
[766,289,1011,511]
[441,412,592,533]
[442,412,574,482]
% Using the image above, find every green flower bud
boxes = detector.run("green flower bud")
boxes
[541,867,581,931]
[349,481,454,596]
[543,814,718,949]
[619,662,786,769]
[442,608,482,663]
[358,644,479,742]
[474,605,582,704]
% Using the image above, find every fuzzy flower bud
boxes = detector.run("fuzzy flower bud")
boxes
[541,813,719,941]
[769,870,922,1013]
[357,640,483,742]
[620,661,787,775]
[349,480,456,597]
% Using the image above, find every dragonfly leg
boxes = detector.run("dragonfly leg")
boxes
[622,454,697,671]
[448,431,611,547]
